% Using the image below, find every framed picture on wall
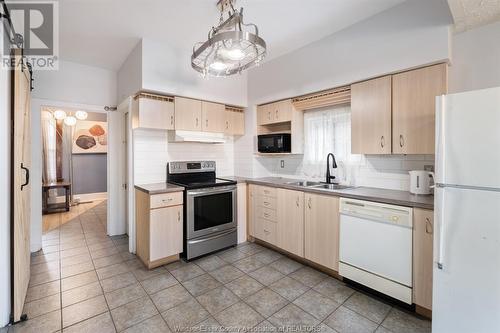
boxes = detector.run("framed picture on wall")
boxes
[72,120,108,154]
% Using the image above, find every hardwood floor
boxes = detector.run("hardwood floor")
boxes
[42,200,106,233]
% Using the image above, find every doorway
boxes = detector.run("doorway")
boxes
[39,107,109,233]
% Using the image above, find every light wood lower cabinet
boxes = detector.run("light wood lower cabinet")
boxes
[277,189,304,257]
[413,208,434,311]
[136,189,183,268]
[304,193,340,271]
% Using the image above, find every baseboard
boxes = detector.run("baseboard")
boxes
[48,192,107,204]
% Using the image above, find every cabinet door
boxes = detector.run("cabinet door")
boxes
[224,110,233,135]
[304,193,340,270]
[277,189,304,257]
[248,185,256,237]
[257,104,273,125]
[175,97,202,131]
[351,76,392,154]
[392,64,447,154]
[413,208,434,310]
[150,206,183,261]
[138,98,175,130]
[274,100,292,123]
[202,101,225,133]
[232,111,245,135]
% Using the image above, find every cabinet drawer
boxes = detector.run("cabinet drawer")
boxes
[150,192,183,209]
[256,206,277,222]
[255,186,277,198]
[256,218,278,245]
[255,196,277,210]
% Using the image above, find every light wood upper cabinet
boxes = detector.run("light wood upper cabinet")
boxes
[174,97,202,131]
[351,76,392,154]
[277,189,304,257]
[202,101,225,133]
[304,193,340,271]
[257,100,292,125]
[132,96,175,130]
[413,208,434,310]
[224,109,245,136]
[392,64,447,154]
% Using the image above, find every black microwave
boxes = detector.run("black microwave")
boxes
[257,134,291,153]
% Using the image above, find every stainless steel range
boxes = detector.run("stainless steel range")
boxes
[167,161,237,260]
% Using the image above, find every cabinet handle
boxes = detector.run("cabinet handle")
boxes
[268,111,271,120]
[162,198,173,202]
[425,217,433,234]
[196,118,199,127]
[178,211,181,221]
[264,229,269,234]
[206,119,209,127]
[308,198,312,209]
[296,197,299,207]
[275,109,278,119]
[380,136,385,148]
[263,201,270,206]
[226,121,229,130]
[263,213,270,218]
[170,115,174,125]
[399,134,405,147]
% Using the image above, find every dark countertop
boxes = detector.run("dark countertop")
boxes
[242,177,434,210]
[134,183,184,195]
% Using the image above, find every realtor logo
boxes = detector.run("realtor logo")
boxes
[2,0,59,70]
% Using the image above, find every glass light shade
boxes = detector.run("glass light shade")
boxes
[53,109,67,120]
[209,60,228,71]
[220,47,246,61]
[41,111,53,120]
[75,110,88,120]
[64,116,77,126]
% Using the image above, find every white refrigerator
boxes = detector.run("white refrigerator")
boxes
[433,87,500,333]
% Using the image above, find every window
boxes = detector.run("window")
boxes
[303,105,361,180]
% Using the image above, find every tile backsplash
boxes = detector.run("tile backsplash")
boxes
[252,154,435,191]
[133,129,235,185]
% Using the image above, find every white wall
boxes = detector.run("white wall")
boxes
[31,61,118,251]
[236,0,453,189]
[449,21,500,93]
[117,40,142,102]
[141,39,247,106]
[0,25,12,328]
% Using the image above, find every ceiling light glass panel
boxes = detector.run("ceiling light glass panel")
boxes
[191,0,266,77]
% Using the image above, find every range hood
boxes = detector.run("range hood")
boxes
[167,130,226,143]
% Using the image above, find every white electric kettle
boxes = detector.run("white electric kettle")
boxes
[409,170,435,195]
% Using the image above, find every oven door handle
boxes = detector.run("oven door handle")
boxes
[187,186,236,196]
[188,229,236,244]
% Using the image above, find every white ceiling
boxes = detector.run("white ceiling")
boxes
[58,0,406,71]
[447,0,500,33]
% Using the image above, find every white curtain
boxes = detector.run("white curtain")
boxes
[303,105,360,181]
[41,111,57,185]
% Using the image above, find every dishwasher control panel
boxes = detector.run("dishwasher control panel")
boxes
[339,198,413,228]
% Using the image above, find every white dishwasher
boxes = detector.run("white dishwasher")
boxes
[339,198,413,304]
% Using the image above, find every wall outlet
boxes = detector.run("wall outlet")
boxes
[280,160,285,168]
[424,165,434,172]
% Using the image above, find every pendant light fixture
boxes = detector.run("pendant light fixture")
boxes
[191,0,266,77]
[75,110,88,120]
[53,109,67,120]
[64,115,77,126]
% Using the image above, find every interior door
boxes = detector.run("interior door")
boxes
[12,50,32,323]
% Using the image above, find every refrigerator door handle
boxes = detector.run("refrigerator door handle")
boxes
[435,185,445,270]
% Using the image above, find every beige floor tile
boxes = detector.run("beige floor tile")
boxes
[62,312,115,333]
[62,295,108,328]
[23,294,60,319]
[105,283,147,310]
[62,281,103,307]
[61,271,98,292]
[110,296,159,332]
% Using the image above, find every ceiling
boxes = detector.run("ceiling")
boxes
[58,0,406,71]
[447,0,500,32]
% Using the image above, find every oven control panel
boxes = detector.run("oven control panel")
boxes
[168,161,216,174]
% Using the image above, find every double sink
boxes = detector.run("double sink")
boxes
[284,180,352,190]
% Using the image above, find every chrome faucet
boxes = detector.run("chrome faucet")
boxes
[326,153,337,184]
